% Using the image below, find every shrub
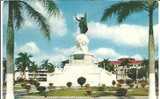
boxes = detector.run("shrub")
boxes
[115,88,128,96]
[21,83,31,94]
[48,83,54,90]
[126,79,133,85]
[129,84,134,88]
[24,84,31,94]
[117,79,125,84]
[16,78,29,84]
[116,83,121,88]
[98,84,106,91]
[66,82,72,88]
[112,80,116,87]
[21,83,27,88]
[28,79,36,84]
[141,81,147,88]
[85,84,92,96]
[34,82,40,88]
[77,77,86,87]
[37,86,47,97]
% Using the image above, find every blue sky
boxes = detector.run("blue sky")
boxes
[3,0,158,64]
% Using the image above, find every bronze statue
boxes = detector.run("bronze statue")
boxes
[76,13,88,34]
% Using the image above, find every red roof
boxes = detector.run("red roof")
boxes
[110,61,121,65]
[129,61,142,65]
[111,58,143,65]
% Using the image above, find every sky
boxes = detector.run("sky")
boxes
[3,0,158,65]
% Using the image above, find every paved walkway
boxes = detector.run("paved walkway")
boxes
[16,96,149,99]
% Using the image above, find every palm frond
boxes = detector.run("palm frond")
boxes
[4,0,8,6]
[39,0,60,16]
[11,1,24,30]
[153,1,158,10]
[20,1,51,40]
[101,1,145,23]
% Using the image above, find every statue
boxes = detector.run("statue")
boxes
[76,34,89,52]
[75,13,88,34]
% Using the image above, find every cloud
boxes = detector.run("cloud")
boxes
[92,47,143,61]
[24,20,33,27]
[17,42,40,54]
[25,1,67,37]
[87,22,158,47]
[131,54,143,60]
[30,47,75,65]
[92,48,121,60]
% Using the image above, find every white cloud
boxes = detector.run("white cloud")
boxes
[54,47,76,56]
[17,42,40,54]
[92,47,143,61]
[131,54,143,60]
[24,20,33,27]
[30,47,75,65]
[87,22,158,47]
[92,48,121,60]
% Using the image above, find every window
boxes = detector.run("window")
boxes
[73,54,84,60]
[38,78,47,81]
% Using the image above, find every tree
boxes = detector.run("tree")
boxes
[77,77,86,87]
[142,59,149,80]
[28,61,38,80]
[37,86,47,97]
[98,58,114,72]
[3,58,7,85]
[15,52,32,79]
[120,59,130,81]
[4,0,59,98]
[101,1,158,98]
[127,68,137,81]
[112,80,116,87]
[66,82,72,88]
[41,59,55,73]
[137,68,146,79]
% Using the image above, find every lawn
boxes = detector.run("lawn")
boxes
[128,88,148,96]
[14,84,24,90]
[29,88,86,96]
[28,87,148,96]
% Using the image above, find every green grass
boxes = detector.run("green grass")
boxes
[14,84,24,90]
[29,87,148,96]
[128,88,148,96]
[48,88,85,96]
[29,88,86,96]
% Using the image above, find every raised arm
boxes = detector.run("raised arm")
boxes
[75,17,80,22]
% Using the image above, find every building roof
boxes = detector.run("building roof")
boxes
[110,58,143,65]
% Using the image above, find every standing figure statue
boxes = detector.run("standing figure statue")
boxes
[75,13,88,34]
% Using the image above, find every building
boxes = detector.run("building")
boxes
[110,58,144,80]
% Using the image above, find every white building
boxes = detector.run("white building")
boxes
[110,58,144,80]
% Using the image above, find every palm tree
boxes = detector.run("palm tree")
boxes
[41,59,55,73]
[142,59,149,80]
[120,59,129,81]
[4,1,59,99]
[3,58,7,85]
[101,1,158,98]
[28,61,38,80]
[47,63,55,73]
[15,52,32,79]
[100,58,114,72]
[41,59,49,69]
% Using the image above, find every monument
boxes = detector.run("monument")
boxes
[46,13,116,86]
